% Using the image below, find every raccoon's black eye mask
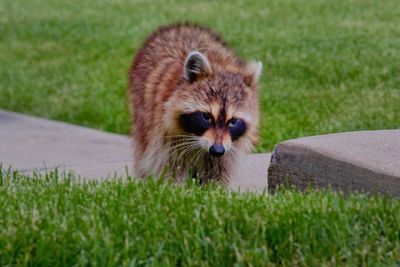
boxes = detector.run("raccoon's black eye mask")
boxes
[179,112,247,140]
[227,118,247,141]
[179,112,212,136]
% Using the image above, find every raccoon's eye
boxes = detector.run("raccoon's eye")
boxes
[179,112,212,136]
[201,112,212,123]
[227,118,247,141]
[228,118,239,127]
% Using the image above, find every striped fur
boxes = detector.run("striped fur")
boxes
[129,23,262,184]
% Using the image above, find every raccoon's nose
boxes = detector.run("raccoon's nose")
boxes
[209,144,225,157]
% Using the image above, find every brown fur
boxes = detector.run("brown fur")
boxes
[129,23,261,184]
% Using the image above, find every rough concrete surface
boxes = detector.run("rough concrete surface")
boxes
[0,110,269,192]
[229,153,270,192]
[0,110,133,178]
[268,130,400,196]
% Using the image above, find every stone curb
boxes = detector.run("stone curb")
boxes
[268,130,400,196]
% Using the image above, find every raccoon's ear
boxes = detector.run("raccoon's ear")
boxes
[184,51,212,83]
[243,60,263,88]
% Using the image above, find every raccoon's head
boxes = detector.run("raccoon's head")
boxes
[165,51,262,158]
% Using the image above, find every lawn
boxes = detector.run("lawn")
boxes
[1,169,399,266]
[1,0,399,151]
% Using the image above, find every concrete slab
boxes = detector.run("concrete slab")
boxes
[268,130,400,196]
[0,110,133,178]
[229,153,270,192]
[0,110,269,192]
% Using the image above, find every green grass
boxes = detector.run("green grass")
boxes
[1,169,399,266]
[1,0,399,151]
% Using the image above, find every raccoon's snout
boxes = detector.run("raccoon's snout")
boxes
[209,144,225,157]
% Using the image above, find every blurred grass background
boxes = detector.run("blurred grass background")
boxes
[0,0,399,151]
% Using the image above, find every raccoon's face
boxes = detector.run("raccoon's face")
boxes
[166,51,261,158]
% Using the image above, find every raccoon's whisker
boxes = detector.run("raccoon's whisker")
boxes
[169,143,201,168]
[174,144,193,156]
[167,137,199,145]
[166,136,199,146]
[168,140,200,152]
[168,140,197,148]
[193,148,205,167]
[176,143,201,157]
[169,143,200,164]
[165,134,197,139]
[165,134,195,138]
[166,139,198,148]
[177,143,203,162]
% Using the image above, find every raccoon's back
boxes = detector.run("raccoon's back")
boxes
[129,23,238,153]
[129,23,232,105]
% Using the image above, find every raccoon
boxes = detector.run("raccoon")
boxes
[129,23,262,185]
